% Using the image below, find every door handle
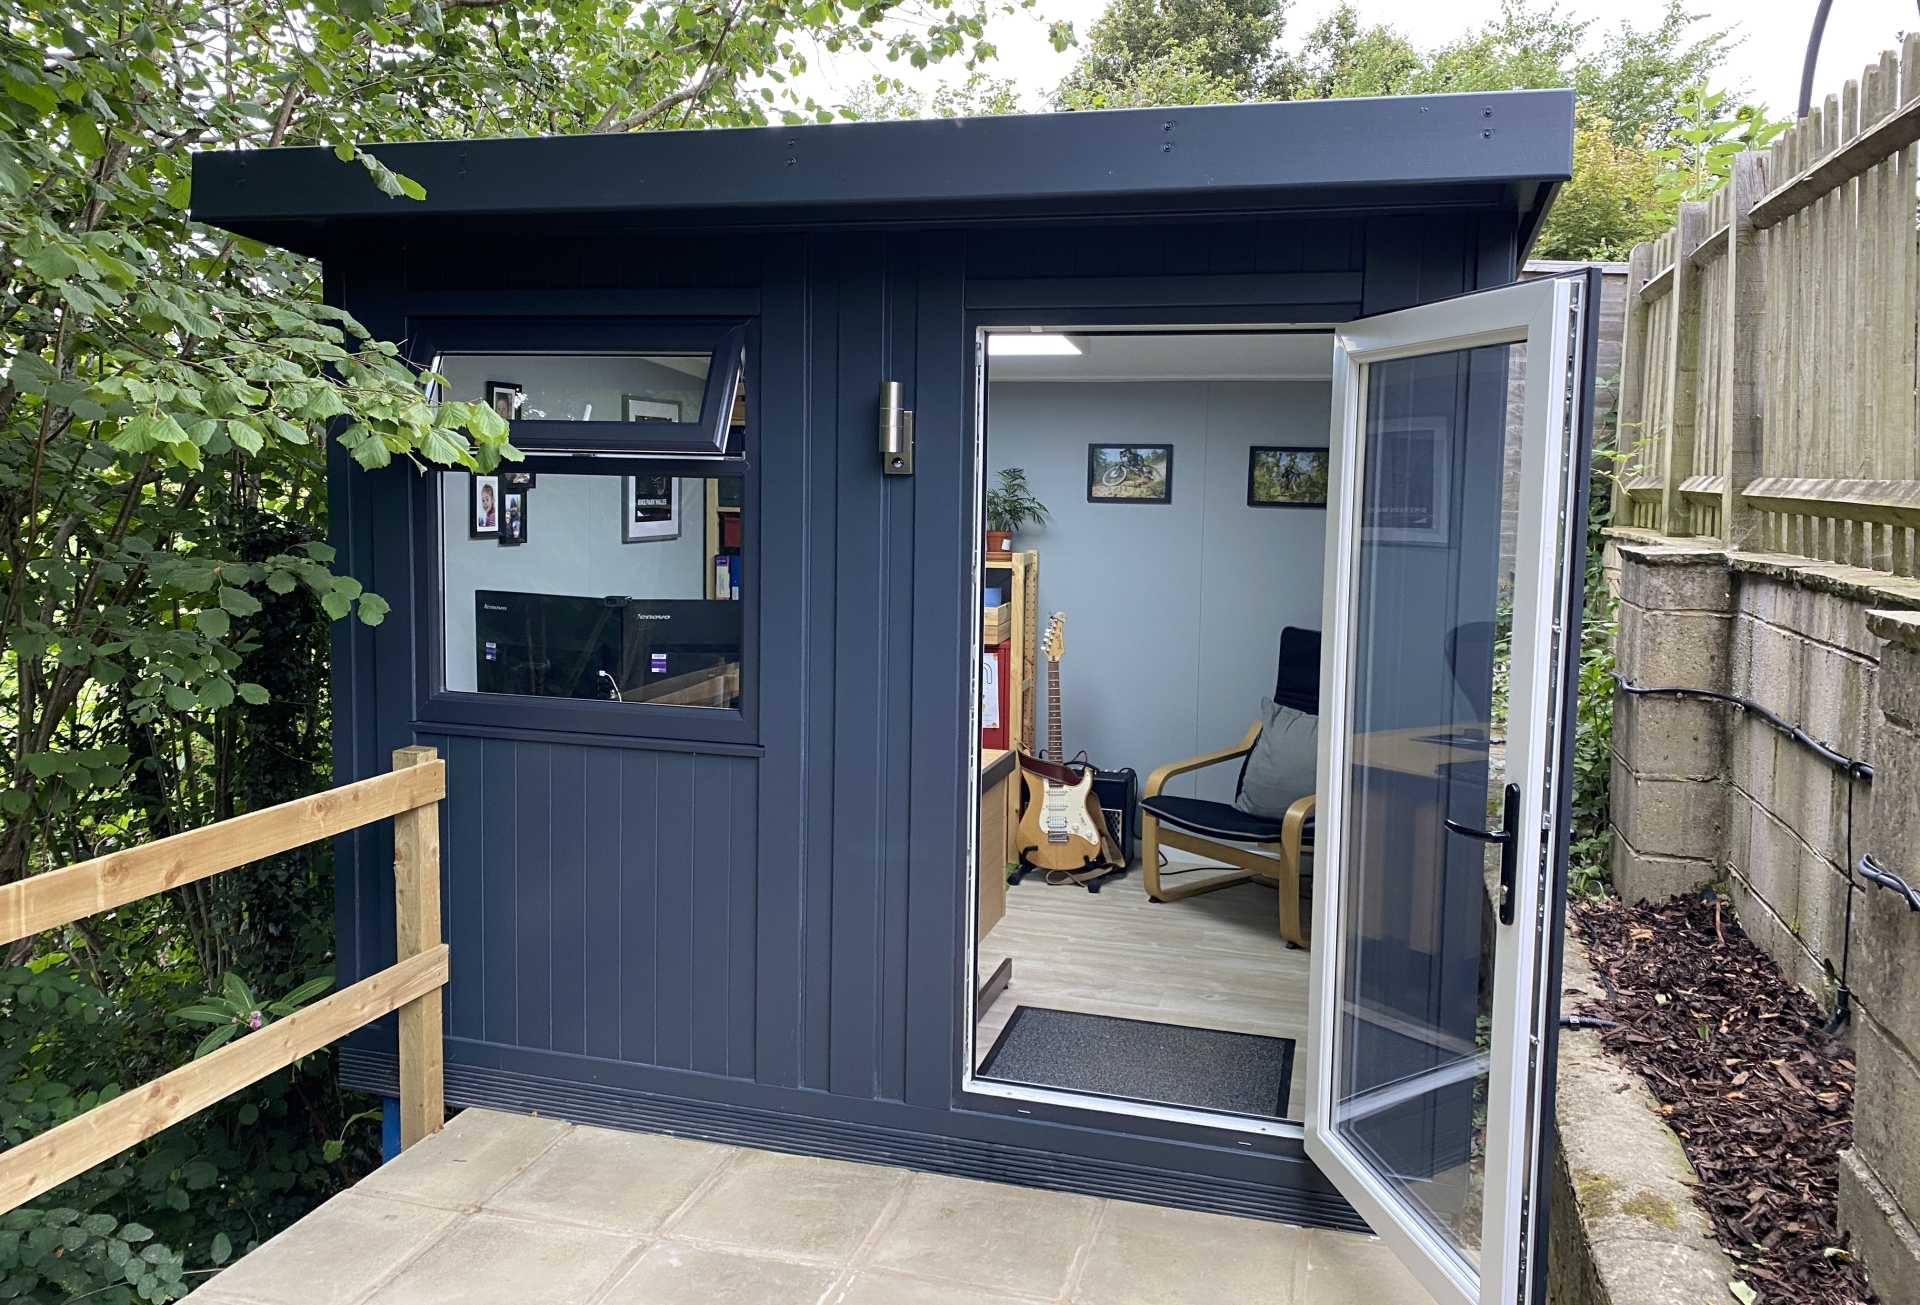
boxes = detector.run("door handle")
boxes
[1445,782,1522,926]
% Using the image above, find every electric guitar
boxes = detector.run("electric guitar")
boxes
[1016,614,1110,873]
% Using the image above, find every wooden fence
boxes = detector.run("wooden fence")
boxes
[1617,34,1920,574]
[0,747,447,1213]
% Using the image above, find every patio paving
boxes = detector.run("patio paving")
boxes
[182,1107,1432,1305]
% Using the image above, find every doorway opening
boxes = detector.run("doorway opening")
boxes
[967,328,1336,1130]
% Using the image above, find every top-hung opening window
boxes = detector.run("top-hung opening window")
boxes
[424,318,747,458]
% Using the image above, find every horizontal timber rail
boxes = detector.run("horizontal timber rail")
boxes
[0,746,447,1214]
[1615,33,1920,570]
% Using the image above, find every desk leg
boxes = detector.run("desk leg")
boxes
[976,957,1013,1010]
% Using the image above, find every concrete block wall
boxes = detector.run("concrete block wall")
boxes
[1841,612,1920,1305]
[1608,542,1733,903]
[1607,539,1920,1300]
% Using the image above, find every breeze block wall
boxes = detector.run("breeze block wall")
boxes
[1607,538,1920,1300]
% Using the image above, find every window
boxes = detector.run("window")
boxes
[441,470,744,710]
[425,320,747,458]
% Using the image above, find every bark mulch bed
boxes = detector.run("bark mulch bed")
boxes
[1570,893,1873,1305]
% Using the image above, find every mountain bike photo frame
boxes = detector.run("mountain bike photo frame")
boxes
[1087,443,1173,503]
[1247,446,1330,507]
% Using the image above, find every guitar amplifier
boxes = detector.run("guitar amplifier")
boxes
[1089,767,1137,867]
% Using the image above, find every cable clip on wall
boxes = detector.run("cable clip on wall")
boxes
[1611,675,1903,1035]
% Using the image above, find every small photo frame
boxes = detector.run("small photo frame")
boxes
[499,491,528,546]
[486,381,523,421]
[1247,447,1330,508]
[1362,419,1452,546]
[469,474,501,539]
[623,395,680,423]
[1087,444,1173,503]
[623,476,681,543]
[500,469,536,492]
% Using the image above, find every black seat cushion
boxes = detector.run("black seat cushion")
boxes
[1143,795,1314,846]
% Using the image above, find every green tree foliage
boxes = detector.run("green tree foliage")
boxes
[1533,111,1670,261]
[844,70,1028,118]
[1054,0,1287,107]
[0,0,1018,1293]
[1280,0,1729,148]
[1058,0,1748,286]
[1652,87,1788,203]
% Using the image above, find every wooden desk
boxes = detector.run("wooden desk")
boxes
[978,749,1017,941]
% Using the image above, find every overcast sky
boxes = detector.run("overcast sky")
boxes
[799,0,1920,121]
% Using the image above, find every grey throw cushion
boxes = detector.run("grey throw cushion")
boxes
[1234,698,1318,821]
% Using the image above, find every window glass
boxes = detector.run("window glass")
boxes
[432,353,712,425]
[442,471,743,709]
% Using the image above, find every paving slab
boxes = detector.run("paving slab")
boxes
[1073,1199,1302,1305]
[179,1193,459,1305]
[361,1211,637,1305]
[352,1108,569,1209]
[598,1239,841,1305]
[184,1109,1441,1305]
[484,1126,729,1236]
[863,1172,1098,1299]
[666,1147,906,1263]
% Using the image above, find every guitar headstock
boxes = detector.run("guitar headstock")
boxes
[1042,612,1066,662]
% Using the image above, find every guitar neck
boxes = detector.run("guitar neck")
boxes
[1047,658,1062,763]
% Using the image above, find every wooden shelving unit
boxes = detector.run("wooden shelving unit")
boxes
[704,478,742,600]
[1003,550,1039,755]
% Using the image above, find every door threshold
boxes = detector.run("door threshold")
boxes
[961,1071,1306,1140]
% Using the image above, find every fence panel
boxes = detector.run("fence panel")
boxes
[1617,34,1920,578]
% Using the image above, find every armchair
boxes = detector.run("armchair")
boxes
[1139,628,1318,949]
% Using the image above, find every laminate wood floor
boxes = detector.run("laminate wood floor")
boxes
[975,851,1311,1121]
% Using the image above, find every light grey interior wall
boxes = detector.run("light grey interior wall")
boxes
[435,354,708,422]
[440,472,704,691]
[986,380,1330,802]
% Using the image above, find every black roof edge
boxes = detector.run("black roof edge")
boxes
[191,90,1574,252]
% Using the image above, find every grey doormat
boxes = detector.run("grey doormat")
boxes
[978,1006,1296,1119]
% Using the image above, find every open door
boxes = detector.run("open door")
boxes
[1305,272,1596,1305]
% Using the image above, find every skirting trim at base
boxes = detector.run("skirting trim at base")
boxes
[339,1048,1366,1233]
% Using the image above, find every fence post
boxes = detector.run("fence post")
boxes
[1721,151,1769,550]
[1615,241,1652,529]
[1660,202,1708,536]
[391,746,444,1149]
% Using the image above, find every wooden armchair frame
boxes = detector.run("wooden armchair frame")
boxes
[1140,720,1314,949]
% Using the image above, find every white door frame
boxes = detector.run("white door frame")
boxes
[1305,275,1589,1305]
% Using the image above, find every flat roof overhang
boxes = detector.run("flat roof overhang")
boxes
[191,90,1573,258]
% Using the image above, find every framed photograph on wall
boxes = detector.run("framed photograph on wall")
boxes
[623,476,681,543]
[469,474,501,539]
[623,395,680,423]
[1361,418,1452,546]
[500,490,528,546]
[1247,447,1330,508]
[1087,444,1173,503]
[485,381,523,421]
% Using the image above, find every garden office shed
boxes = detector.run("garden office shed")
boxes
[191,91,1599,1305]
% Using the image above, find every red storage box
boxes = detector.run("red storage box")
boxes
[981,642,1010,751]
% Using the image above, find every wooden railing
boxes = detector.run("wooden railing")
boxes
[1616,34,1920,577]
[0,746,447,1213]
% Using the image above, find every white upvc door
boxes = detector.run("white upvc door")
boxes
[1306,273,1592,1305]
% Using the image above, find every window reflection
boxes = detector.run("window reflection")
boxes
[441,472,743,710]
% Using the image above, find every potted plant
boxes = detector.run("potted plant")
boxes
[985,467,1047,554]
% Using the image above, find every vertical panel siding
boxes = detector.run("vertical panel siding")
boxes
[340,209,1509,1120]
[431,737,759,1072]
[753,233,814,1089]
[828,231,899,1100]
[615,753,662,1063]
[902,231,971,1106]
[800,235,843,1092]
